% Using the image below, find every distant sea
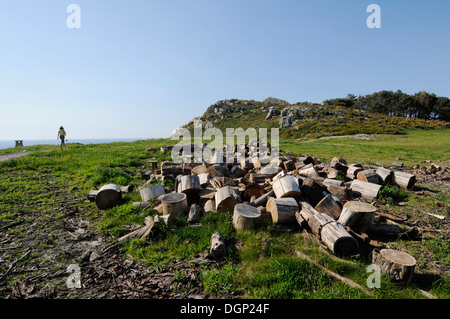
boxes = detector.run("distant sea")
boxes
[0,138,146,150]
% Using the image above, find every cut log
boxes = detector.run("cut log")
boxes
[300,178,328,205]
[230,165,246,178]
[176,175,201,194]
[198,173,213,188]
[250,189,274,207]
[315,194,342,220]
[346,165,363,179]
[215,186,241,210]
[331,157,347,165]
[326,168,340,179]
[233,204,262,232]
[298,164,320,178]
[299,201,358,256]
[337,201,377,233]
[140,184,165,202]
[272,176,302,199]
[325,184,353,202]
[207,164,230,177]
[210,232,226,261]
[188,203,201,223]
[161,193,188,225]
[323,178,344,188]
[357,170,381,184]
[96,184,122,209]
[191,164,207,175]
[393,171,416,190]
[376,167,394,185]
[259,162,281,175]
[266,197,299,224]
[350,179,382,201]
[161,162,187,176]
[204,198,216,213]
[244,183,265,201]
[283,159,296,171]
[372,248,416,285]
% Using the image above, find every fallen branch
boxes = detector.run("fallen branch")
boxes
[0,249,31,281]
[295,250,372,296]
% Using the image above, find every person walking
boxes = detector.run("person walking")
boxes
[57,126,67,150]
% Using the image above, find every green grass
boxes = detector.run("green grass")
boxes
[0,129,449,299]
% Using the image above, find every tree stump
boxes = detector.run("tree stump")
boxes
[177,175,201,194]
[233,204,261,232]
[300,201,358,256]
[393,171,416,190]
[210,232,226,261]
[272,176,302,199]
[376,167,394,185]
[315,193,342,220]
[161,193,188,225]
[372,248,416,285]
[215,186,241,210]
[96,184,123,209]
[266,197,299,224]
[337,201,377,233]
[357,170,381,184]
[350,179,382,201]
[140,184,165,202]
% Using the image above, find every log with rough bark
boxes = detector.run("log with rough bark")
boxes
[314,193,342,220]
[230,165,246,178]
[140,184,165,202]
[393,171,416,190]
[244,183,265,201]
[250,189,274,207]
[376,167,394,185]
[299,201,358,256]
[300,178,328,205]
[350,179,382,201]
[198,173,213,188]
[346,164,363,179]
[298,164,320,178]
[372,248,416,285]
[96,184,123,209]
[357,169,381,184]
[191,164,208,175]
[266,197,299,224]
[210,232,226,261]
[161,193,188,225]
[337,201,377,233]
[325,184,353,203]
[161,161,188,176]
[207,164,230,177]
[272,176,302,199]
[215,186,241,210]
[233,204,262,232]
[176,175,201,194]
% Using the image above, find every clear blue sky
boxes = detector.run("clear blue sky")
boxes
[0,0,449,140]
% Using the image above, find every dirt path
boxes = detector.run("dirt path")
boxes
[0,151,33,162]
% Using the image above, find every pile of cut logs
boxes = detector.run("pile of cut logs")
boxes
[90,142,419,285]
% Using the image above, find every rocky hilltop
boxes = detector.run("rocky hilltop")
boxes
[173,97,447,140]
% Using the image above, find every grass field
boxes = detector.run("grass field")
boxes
[0,129,448,299]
